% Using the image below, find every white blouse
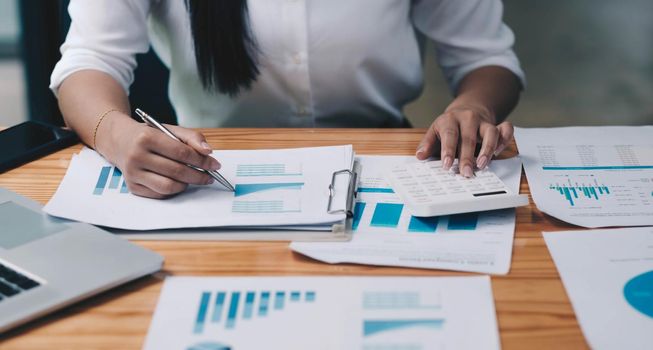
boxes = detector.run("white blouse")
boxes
[50,0,525,128]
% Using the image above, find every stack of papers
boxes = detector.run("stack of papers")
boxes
[515,126,653,227]
[291,156,523,274]
[144,276,500,350]
[544,227,653,350]
[44,146,354,231]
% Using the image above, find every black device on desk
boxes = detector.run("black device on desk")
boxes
[0,121,78,173]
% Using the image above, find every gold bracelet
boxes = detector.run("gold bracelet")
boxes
[92,108,120,153]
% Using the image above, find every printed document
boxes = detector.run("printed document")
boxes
[143,276,500,350]
[291,156,522,274]
[515,126,653,227]
[44,146,353,230]
[544,227,653,350]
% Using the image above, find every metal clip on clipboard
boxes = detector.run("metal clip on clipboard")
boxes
[327,161,360,218]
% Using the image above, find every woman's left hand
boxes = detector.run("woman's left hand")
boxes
[415,106,514,177]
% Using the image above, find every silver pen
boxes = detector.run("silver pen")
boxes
[135,108,235,192]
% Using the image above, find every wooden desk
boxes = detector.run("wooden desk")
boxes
[0,129,587,349]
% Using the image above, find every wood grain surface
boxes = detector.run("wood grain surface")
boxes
[0,128,588,349]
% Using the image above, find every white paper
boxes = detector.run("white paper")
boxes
[515,126,653,228]
[143,276,500,350]
[543,227,653,350]
[44,146,353,230]
[291,156,522,274]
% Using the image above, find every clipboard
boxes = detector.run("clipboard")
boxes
[113,161,362,242]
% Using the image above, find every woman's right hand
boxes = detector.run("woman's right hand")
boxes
[98,115,220,199]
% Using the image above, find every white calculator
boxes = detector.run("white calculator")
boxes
[386,161,528,217]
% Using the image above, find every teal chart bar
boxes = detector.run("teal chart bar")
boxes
[108,168,122,189]
[120,179,129,193]
[258,291,270,316]
[211,292,226,323]
[93,166,111,195]
[234,182,304,197]
[193,290,317,334]
[357,187,394,193]
[363,319,444,337]
[408,216,439,233]
[447,213,479,230]
[352,202,366,230]
[370,203,404,228]
[243,292,255,319]
[193,292,211,334]
[226,292,241,329]
[274,291,285,310]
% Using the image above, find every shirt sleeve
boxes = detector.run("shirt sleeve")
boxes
[411,0,526,93]
[49,0,152,97]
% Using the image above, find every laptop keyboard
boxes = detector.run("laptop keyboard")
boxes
[0,263,40,301]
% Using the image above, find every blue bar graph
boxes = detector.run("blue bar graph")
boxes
[358,187,394,193]
[226,292,241,329]
[447,213,479,230]
[408,216,439,233]
[549,178,610,206]
[211,292,226,323]
[352,202,366,230]
[259,292,270,316]
[274,291,285,310]
[234,182,304,197]
[93,166,129,195]
[93,166,111,195]
[243,292,255,319]
[370,203,404,228]
[193,290,317,334]
[194,292,211,334]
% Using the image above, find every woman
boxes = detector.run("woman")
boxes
[51,0,524,198]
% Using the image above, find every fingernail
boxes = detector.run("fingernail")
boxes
[443,156,453,170]
[494,145,506,156]
[210,158,221,170]
[416,146,426,158]
[201,141,212,151]
[463,165,474,178]
[476,155,488,169]
[206,177,215,185]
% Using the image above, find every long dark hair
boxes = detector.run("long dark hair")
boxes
[185,0,260,96]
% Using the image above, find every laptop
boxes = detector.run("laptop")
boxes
[0,188,163,333]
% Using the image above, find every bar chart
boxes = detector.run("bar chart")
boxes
[549,177,610,206]
[352,201,479,233]
[193,290,317,334]
[93,166,129,195]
